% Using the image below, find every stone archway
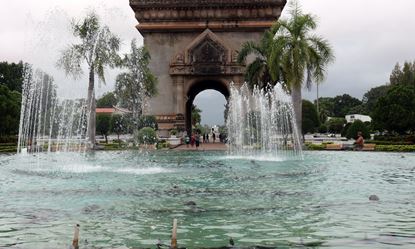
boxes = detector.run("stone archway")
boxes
[185,79,230,133]
[129,0,287,136]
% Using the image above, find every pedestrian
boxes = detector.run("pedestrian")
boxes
[185,135,190,148]
[212,132,216,143]
[195,133,200,149]
[190,133,195,148]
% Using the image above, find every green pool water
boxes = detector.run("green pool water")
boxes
[0,151,414,248]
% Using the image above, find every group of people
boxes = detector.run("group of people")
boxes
[184,132,224,149]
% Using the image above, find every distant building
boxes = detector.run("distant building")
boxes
[345,114,372,123]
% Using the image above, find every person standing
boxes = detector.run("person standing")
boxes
[190,133,195,148]
[212,132,216,143]
[185,135,190,148]
[195,133,200,149]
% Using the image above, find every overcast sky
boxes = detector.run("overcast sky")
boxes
[1,0,415,126]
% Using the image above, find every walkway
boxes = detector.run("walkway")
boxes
[174,142,227,151]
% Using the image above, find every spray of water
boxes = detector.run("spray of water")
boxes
[226,83,303,161]
[17,66,89,153]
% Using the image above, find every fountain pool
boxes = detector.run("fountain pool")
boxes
[0,150,414,248]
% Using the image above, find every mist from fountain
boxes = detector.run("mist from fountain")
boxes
[17,66,89,153]
[226,83,303,161]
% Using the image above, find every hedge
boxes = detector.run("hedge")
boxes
[370,140,413,145]
[374,145,415,152]
[305,143,325,150]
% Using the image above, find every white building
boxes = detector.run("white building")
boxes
[345,114,372,123]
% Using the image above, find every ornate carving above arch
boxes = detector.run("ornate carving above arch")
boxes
[170,29,243,76]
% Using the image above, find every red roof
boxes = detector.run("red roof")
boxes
[96,108,116,114]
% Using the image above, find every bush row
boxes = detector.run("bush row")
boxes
[370,140,413,145]
[305,143,415,152]
[374,145,415,152]
[0,145,17,153]
[374,135,415,143]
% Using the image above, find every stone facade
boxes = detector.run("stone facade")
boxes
[129,0,286,135]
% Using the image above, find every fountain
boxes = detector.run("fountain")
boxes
[226,83,303,161]
[17,66,89,153]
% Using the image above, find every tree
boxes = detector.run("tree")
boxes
[268,1,334,139]
[346,120,370,139]
[332,94,362,117]
[115,39,157,123]
[135,127,157,145]
[191,104,202,126]
[316,97,335,122]
[57,12,121,148]
[97,92,117,108]
[362,85,390,115]
[389,63,403,85]
[390,61,415,87]
[327,117,346,134]
[0,61,24,93]
[372,84,415,134]
[302,100,319,135]
[0,85,21,137]
[96,114,111,143]
[110,114,126,141]
[237,27,276,89]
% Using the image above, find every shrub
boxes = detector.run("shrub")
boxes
[370,140,413,145]
[156,139,170,149]
[341,123,351,137]
[305,143,325,150]
[375,145,415,152]
[318,124,328,133]
[327,118,346,134]
[346,120,370,139]
[170,129,178,136]
[135,127,157,145]
[374,135,415,143]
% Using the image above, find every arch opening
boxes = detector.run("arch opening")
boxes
[185,80,230,133]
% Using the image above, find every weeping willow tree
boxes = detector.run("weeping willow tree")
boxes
[268,1,334,139]
[57,12,120,148]
[115,39,157,127]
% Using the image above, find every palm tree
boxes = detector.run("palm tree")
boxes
[268,1,334,139]
[57,12,120,148]
[237,28,278,90]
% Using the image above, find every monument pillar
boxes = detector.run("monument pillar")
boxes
[174,76,185,114]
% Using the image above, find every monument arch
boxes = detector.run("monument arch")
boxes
[129,0,287,136]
